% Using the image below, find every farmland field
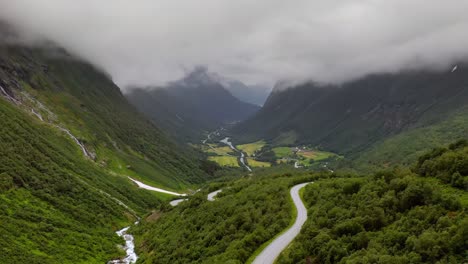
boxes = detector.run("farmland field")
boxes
[237,140,266,156]
[272,147,293,158]
[247,158,271,168]
[208,156,240,167]
[206,145,236,156]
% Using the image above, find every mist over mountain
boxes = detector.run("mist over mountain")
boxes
[2,3,468,264]
[126,67,260,142]
[234,63,468,163]
[203,71,271,106]
[216,79,271,106]
[2,1,468,88]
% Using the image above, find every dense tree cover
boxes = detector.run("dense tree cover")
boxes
[134,169,316,264]
[415,139,468,189]
[278,170,467,263]
[0,99,163,263]
[135,142,467,264]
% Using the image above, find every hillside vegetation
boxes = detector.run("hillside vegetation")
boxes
[234,66,468,168]
[135,142,467,264]
[134,169,315,264]
[0,98,162,263]
[0,42,213,263]
[0,45,209,189]
[278,171,467,263]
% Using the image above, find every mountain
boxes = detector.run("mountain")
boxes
[234,65,468,166]
[208,73,271,106]
[126,67,260,142]
[222,80,270,106]
[0,39,211,262]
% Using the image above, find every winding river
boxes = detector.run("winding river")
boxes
[220,137,252,172]
[108,178,189,263]
[109,226,138,264]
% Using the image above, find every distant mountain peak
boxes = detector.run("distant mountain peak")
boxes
[168,67,271,106]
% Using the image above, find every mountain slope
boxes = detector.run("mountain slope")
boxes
[209,74,271,106]
[0,44,208,189]
[133,146,467,264]
[0,81,163,263]
[0,41,211,262]
[234,65,468,163]
[126,67,260,142]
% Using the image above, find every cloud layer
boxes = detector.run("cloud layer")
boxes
[1,0,468,89]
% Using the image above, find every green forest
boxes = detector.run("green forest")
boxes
[278,173,467,263]
[133,143,468,264]
[133,169,315,264]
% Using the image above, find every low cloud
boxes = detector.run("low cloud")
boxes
[1,0,468,89]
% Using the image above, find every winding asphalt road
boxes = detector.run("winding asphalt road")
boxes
[252,182,312,264]
[207,189,222,201]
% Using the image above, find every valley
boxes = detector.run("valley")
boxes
[198,128,341,172]
[2,46,467,263]
[1,7,468,264]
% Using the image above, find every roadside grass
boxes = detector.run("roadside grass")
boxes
[247,158,271,168]
[237,140,266,156]
[246,183,308,264]
[273,147,293,158]
[208,156,240,167]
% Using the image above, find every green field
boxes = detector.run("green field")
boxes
[247,158,271,168]
[272,147,293,158]
[208,156,240,167]
[206,145,236,156]
[237,140,266,156]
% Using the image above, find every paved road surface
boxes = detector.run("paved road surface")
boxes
[207,189,222,201]
[170,199,188,206]
[252,182,312,264]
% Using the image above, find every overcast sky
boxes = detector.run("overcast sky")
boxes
[1,0,468,89]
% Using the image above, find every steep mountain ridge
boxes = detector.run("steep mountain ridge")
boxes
[234,64,468,161]
[0,44,208,188]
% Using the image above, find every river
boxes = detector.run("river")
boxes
[220,137,252,172]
